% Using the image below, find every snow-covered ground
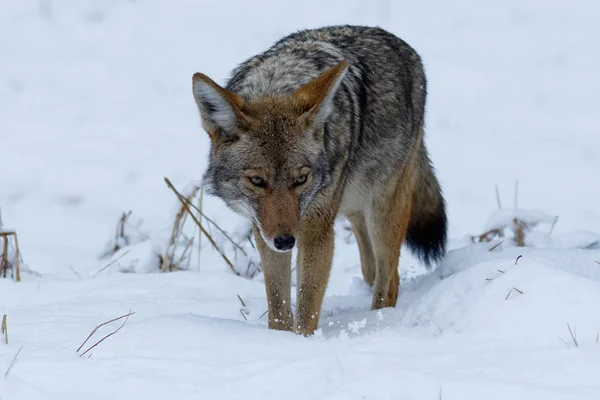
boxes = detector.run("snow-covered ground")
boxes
[1,1,600,399]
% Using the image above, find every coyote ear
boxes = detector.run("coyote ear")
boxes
[293,60,349,125]
[192,73,246,133]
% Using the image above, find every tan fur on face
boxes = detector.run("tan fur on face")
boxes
[258,188,300,240]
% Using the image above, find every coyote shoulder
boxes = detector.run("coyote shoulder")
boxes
[192,25,447,336]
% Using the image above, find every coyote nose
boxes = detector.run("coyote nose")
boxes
[274,234,295,251]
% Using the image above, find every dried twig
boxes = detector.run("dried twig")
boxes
[567,323,578,347]
[505,287,524,300]
[173,186,247,257]
[0,231,21,281]
[239,309,248,321]
[488,240,504,252]
[495,185,502,209]
[557,336,569,346]
[515,255,523,265]
[77,311,135,353]
[1,314,7,344]
[472,228,503,243]
[513,218,526,247]
[237,294,246,308]
[584,241,599,249]
[197,187,204,272]
[161,186,199,272]
[78,312,134,357]
[260,310,268,319]
[113,211,132,253]
[68,265,83,280]
[548,216,559,236]
[164,177,237,274]
[4,345,23,378]
[92,249,132,278]
[594,261,600,266]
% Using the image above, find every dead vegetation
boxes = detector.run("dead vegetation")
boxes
[99,210,148,260]
[471,183,558,248]
[0,209,21,282]
[77,310,135,357]
[163,177,260,278]
[2,314,7,344]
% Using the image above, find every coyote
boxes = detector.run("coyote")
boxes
[192,25,447,336]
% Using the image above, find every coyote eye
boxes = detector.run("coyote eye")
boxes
[294,174,308,187]
[248,176,266,188]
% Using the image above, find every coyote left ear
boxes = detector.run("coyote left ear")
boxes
[192,73,246,134]
[293,60,349,125]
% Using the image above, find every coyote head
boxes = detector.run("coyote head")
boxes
[192,60,348,252]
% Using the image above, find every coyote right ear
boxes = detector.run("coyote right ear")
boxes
[192,73,246,134]
[293,60,349,126]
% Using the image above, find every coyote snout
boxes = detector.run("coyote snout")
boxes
[256,188,300,252]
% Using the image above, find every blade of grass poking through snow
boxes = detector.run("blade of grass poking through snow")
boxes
[161,185,199,272]
[77,311,135,353]
[488,240,504,252]
[197,187,204,271]
[92,249,132,278]
[164,177,237,275]
[78,311,135,357]
[4,345,23,378]
[515,255,523,265]
[567,323,578,347]
[549,216,559,236]
[495,185,502,209]
[171,182,247,257]
[2,314,7,344]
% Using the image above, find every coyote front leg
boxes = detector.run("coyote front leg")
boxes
[253,225,293,331]
[294,217,335,336]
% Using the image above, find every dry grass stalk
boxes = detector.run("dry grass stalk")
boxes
[4,345,23,378]
[495,184,502,209]
[164,177,238,275]
[178,189,248,257]
[161,185,200,272]
[2,314,7,344]
[472,228,503,243]
[197,187,204,271]
[113,211,132,253]
[488,240,504,252]
[515,255,523,265]
[77,310,135,357]
[92,249,132,278]
[505,287,524,300]
[1,231,21,282]
[567,323,579,347]
[513,218,526,247]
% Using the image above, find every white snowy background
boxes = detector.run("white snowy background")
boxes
[1,0,600,399]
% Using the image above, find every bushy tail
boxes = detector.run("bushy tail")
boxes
[405,143,448,269]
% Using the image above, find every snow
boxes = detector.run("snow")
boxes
[2,0,600,399]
